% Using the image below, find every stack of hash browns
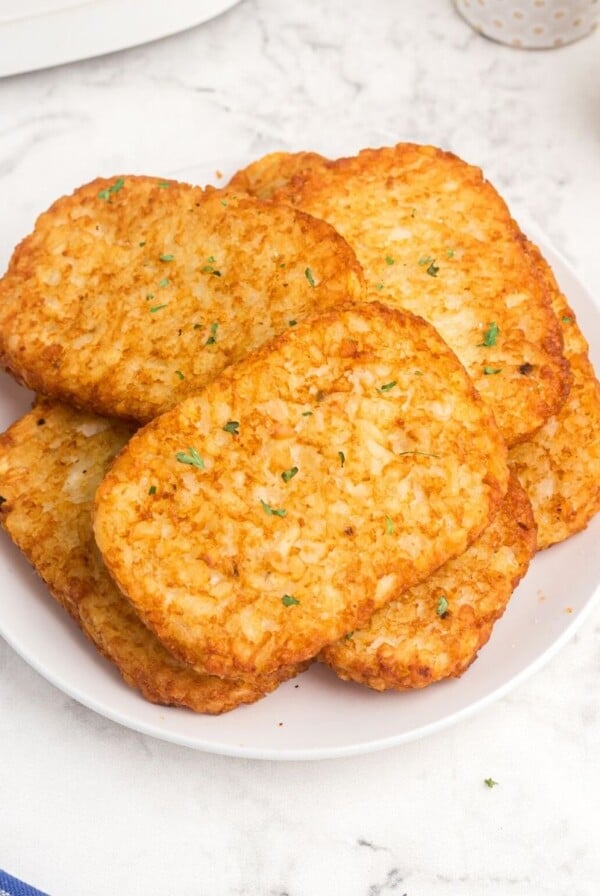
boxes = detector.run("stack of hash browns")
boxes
[0,143,598,712]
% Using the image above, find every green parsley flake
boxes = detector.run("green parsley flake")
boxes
[446,248,455,258]
[193,323,202,330]
[338,451,345,467]
[426,260,439,277]
[97,177,125,201]
[207,256,216,263]
[157,181,171,188]
[480,321,499,347]
[175,370,185,380]
[139,241,146,247]
[148,485,157,495]
[302,411,313,417]
[483,366,502,375]
[205,322,219,345]
[289,319,297,326]
[378,381,397,393]
[375,283,384,291]
[158,278,170,288]
[223,420,240,435]
[436,596,449,617]
[562,315,573,324]
[385,516,394,535]
[345,631,354,640]
[261,500,286,517]
[385,255,395,266]
[146,293,154,300]
[160,253,175,262]
[418,255,433,266]
[175,447,205,469]
[221,199,228,207]
[281,466,299,483]
[149,304,168,313]
[282,594,300,607]
[484,778,499,788]
[397,450,439,459]
[305,267,316,287]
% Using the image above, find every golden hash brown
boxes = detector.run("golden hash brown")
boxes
[0,176,364,423]
[227,151,329,200]
[321,475,536,690]
[231,145,571,446]
[94,303,509,680]
[0,402,302,713]
[509,241,600,548]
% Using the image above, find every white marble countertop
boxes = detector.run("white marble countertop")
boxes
[1,2,599,894]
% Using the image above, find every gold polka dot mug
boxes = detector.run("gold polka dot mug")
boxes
[454,0,598,47]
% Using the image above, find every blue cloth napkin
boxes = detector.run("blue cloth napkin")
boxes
[0,870,50,896]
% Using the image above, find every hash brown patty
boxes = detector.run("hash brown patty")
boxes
[0,402,302,712]
[229,144,570,446]
[321,474,536,690]
[0,177,364,422]
[509,241,600,547]
[94,303,509,679]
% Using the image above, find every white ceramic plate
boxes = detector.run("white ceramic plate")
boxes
[1,159,599,760]
[0,0,241,79]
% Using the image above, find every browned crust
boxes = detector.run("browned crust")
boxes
[0,401,304,713]
[0,175,364,422]
[232,144,571,445]
[509,241,600,547]
[321,474,536,690]
[94,302,509,679]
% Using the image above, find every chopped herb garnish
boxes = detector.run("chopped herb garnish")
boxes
[279,262,286,268]
[375,283,384,290]
[159,253,175,262]
[484,778,499,788]
[223,420,240,435]
[302,411,313,417]
[385,516,394,535]
[175,370,185,380]
[146,293,154,300]
[446,248,455,258]
[418,255,433,266]
[158,278,170,288]
[480,321,499,347]
[138,241,146,247]
[385,255,395,266]
[288,319,297,326]
[282,594,299,607]
[436,596,449,617]
[483,366,502,375]
[261,500,286,517]
[157,181,171,188]
[281,466,299,483]
[345,631,354,640]
[149,304,168,313]
[205,322,219,345]
[193,323,201,330]
[207,256,216,263]
[175,447,205,469]
[305,267,316,287]
[378,380,397,393]
[148,485,157,495]
[562,315,573,324]
[397,450,439,458]
[426,260,439,277]
[338,451,345,467]
[97,177,125,201]
[220,199,228,207]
